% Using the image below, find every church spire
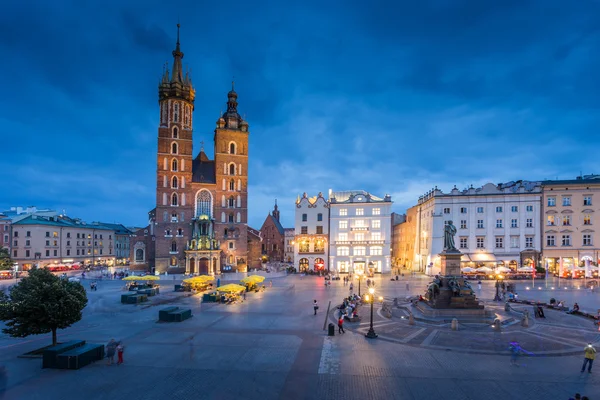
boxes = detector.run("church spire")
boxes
[171,23,184,83]
[272,199,280,222]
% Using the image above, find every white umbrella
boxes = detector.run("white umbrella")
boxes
[496,266,511,273]
[476,267,493,273]
[462,267,475,272]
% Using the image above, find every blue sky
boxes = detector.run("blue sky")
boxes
[1,0,599,229]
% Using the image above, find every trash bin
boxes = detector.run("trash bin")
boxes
[328,323,335,336]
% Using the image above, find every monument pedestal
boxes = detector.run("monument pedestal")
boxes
[425,250,486,313]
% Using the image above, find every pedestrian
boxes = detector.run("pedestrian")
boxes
[581,343,596,373]
[243,291,246,300]
[478,281,482,291]
[116,342,124,365]
[509,341,523,366]
[338,316,345,334]
[269,280,272,288]
[349,283,353,293]
[106,338,117,365]
[313,300,319,315]
[406,283,410,291]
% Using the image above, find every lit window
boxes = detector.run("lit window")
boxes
[372,220,381,229]
[339,221,348,229]
[353,247,366,256]
[356,209,364,216]
[371,232,381,241]
[562,215,571,226]
[584,214,591,225]
[338,247,349,256]
[339,209,347,216]
[547,215,555,226]
[370,247,382,256]
[373,208,380,215]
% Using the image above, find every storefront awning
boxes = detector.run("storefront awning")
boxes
[461,254,472,262]
[471,253,497,263]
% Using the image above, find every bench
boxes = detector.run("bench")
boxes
[202,294,217,303]
[43,340,86,368]
[158,307,179,322]
[167,309,192,322]
[56,343,105,370]
[138,288,157,296]
[125,294,148,304]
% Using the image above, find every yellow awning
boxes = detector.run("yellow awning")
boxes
[216,284,246,293]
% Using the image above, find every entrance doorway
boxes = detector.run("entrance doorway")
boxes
[189,258,196,274]
[299,258,309,272]
[199,258,209,275]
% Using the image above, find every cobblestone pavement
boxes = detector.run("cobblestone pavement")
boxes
[0,274,598,399]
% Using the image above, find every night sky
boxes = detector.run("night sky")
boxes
[1,1,599,229]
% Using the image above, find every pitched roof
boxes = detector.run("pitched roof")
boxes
[13,215,113,230]
[192,151,216,184]
[93,222,133,235]
[268,214,285,235]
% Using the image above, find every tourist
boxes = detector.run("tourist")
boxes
[313,300,319,315]
[269,280,272,288]
[349,283,353,293]
[338,316,345,334]
[514,293,518,300]
[581,343,596,373]
[567,303,580,314]
[106,339,117,365]
[477,281,482,291]
[116,341,125,365]
[509,341,523,366]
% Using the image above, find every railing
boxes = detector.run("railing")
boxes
[298,250,325,254]
[334,240,385,245]
[351,227,369,231]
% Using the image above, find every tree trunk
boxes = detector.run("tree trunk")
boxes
[52,327,57,346]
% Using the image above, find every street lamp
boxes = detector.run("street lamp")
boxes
[493,274,504,301]
[356,268,364,296]
[365,287,378,339]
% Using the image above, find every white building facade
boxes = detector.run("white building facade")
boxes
[293,193,329,272]
[329,190,393,275]
[284,228,295,264]
[414,181,542,275]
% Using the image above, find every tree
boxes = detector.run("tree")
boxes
[0,248,13,271]
[0,268,87,346]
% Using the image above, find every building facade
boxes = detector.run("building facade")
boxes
[141,25,251,274]
[391,209,417,273]
[284,228,295,263]
[247,227,262,270]
[11,215,116,270]
[329,190,393,275]
[95,223,132,265]
[541,176,600,275]
[259,202,285,262]
[0,214,10,251]
[414,181,542,275]
[294,192,329,272]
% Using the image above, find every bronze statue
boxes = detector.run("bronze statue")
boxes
[443,220,458,251]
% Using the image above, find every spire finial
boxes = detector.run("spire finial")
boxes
[231,78,235,91]
[200,140,204,152]
[177,23,180,46]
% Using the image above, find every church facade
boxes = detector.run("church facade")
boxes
[131,25,250,274]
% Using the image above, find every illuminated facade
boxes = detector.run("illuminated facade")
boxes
[329,190,393,275]
[415,181,542,275]
[294,192,329,272]
[541,176,600,277]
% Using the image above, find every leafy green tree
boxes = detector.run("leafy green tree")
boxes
[0,248,13,271]
[0,268,87,346]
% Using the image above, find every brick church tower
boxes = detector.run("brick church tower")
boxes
[154,24,195,272]
[148,25,250,274]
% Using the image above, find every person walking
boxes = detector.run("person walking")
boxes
[106,339,117,365]
[338,316,345,334]
[313,300,319,315]
[349,283,354,293]
[581,343,596,373]
[116,342,124,365]
[477,281,482,291]
[509,341,523,366]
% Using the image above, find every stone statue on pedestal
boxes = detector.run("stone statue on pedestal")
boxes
[443,220,458,252]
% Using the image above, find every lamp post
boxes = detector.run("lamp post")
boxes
[356,268,364,296]
[365,287,378,338]
[493,274,504,301]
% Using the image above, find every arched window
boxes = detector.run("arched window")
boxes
[174,103,179,123]
[135,249,144,261]
[165,229,171,236]
[236,212,241,223]
[195,189,213,218]
[173,127,178,138]
[171,242,177,252]
[236,195,241,207]
[172,142,178,154]
[230,142,236,154]
[172,176,178,189]
[171,193,178,206]
[177,228,183,236]
[229,163,236,175]
[172,159,178,171]
[228,196,235,208]
[229,179,235,191]
[228,213,234,223]
[228,255,234,264]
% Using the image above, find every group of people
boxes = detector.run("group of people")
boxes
[105,338,124,366]
[339,295,361,319]
[89,281,98,291]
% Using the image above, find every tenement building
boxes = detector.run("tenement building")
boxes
[131,25,251,274]
[414,181,542,275]
[11,215,116,270]
[541,175,600,275]
[294,192,329,272]
[329,190,393,275]
[284,228,295,264]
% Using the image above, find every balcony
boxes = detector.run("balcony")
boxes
[351,226,369,232]
[298,249,325,254]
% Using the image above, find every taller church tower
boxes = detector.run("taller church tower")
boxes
[154,24,195,272]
